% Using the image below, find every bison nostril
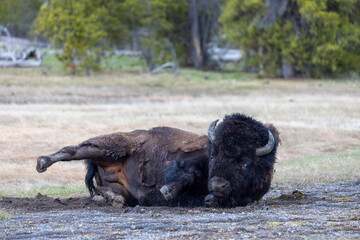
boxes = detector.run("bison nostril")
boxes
[219,183,229,189]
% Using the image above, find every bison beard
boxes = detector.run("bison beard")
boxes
[36,113,279,208]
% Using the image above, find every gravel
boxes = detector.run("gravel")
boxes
[1,181,359,239]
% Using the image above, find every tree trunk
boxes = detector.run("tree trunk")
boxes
[167,38,178,76]
[142,0,155,71]
[258,46,264,76]
[281,55,295,79]
[187,0,203,69]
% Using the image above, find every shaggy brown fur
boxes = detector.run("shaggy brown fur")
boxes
[37,127,209,207]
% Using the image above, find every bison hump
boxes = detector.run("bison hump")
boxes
[172,135,208,153]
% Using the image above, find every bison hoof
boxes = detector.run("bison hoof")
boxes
[36,156,50,173]
[92,195,106,204]
[204,194,218,208]
[160,185,174,201]
[112,195,126,208]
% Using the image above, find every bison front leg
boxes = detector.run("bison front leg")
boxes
[160,174,194,201]
[36,145,106,173]
[160,161,195,201]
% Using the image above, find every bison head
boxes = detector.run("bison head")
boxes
[205,113,278,207]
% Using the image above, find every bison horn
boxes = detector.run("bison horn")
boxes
[256,130,275,156]
[208,119,219,142]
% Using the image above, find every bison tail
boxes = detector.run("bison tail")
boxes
[85,159,97,197]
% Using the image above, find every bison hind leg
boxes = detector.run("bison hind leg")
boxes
[95,186,126,208]
[36,145,106,173]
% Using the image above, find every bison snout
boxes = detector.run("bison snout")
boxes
[208,176,231,198]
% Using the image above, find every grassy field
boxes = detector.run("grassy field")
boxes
[0,55,359,197]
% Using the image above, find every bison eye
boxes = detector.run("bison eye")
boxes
[237,161,248,170]
[239,157,252,169]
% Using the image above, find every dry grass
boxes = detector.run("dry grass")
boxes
[0,68,359,195]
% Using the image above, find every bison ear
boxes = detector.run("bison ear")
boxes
[223,137,241,157]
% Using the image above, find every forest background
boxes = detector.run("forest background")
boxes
[1,0,360,78]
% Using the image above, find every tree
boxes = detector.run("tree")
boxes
[187,0,222,69]
[33,0,222,74]
[120,0,176,71]
[33,0,122,75]
[120,0,221,71]
[0,0,44,38]
[220,0,360,78]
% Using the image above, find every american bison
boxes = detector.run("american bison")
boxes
[36,113,280,208]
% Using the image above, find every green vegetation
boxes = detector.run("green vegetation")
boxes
[0,185,88,198]
[2,54,359,94]
[102,55,147,72]
[31,0,220,73]
[0,0,43,38]
[220,0,360,78]
[40,54,147,76]
[33,0,111,74]
[0,209,12,220]
[120,0,187,70]
[2,0,360,78]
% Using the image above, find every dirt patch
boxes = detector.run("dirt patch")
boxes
[1,181,359,239]
[1,193,105,213]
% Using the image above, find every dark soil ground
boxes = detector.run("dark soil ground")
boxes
[1,181,359,239]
